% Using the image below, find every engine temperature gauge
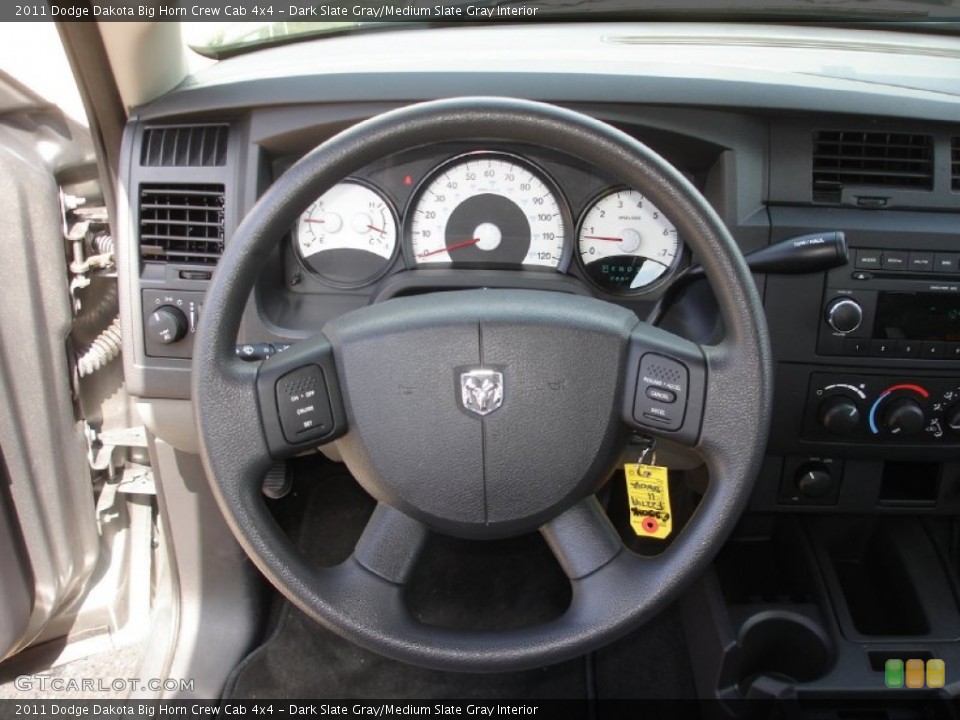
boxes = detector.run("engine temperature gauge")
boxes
[295,180,398,288]
[577,188,680,293]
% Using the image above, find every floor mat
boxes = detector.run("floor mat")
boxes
[225,458,695,700]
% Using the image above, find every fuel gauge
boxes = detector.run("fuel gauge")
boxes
[295,180,398,288]
[577,188,680,294]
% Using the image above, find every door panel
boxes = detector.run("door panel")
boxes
[0,76,100,659]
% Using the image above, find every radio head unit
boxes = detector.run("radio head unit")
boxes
[818,247,960,361]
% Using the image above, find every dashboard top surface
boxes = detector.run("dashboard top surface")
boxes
[139,24,960,123]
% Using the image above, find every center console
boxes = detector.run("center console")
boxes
[683,197,960,710]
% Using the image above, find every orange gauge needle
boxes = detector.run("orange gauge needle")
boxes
[418,237,481,258]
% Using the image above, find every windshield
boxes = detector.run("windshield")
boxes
[187,0,960,58]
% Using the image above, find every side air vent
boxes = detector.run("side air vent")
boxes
[952,137,959,191]
[139,184,225,266]
[812,131,934,202]
[141,125,228,167]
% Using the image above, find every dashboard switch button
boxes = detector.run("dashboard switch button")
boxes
[854,249,881,270]
[895,339,920,358]
[870,339,894,357]
[275,365,334,443]
[909,252,934,272]
[843,338,870,355]
[934,253,960,272]
[920,341,945,359]
[881,251,908,270]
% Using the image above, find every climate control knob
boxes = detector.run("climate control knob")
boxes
[818,395,860,435]
[880,397,926,436]
[825,298,863,334]
[946,404,960,434]
[147,305,188,345]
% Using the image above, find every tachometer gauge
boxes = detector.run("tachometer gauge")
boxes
[295,180,398,288]
[577,188,680,293]
[406,153,568,270]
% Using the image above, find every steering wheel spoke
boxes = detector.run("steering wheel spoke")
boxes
[541,496,623,580]
[254,333,348,459]
[621,320,708,448]
[353,503,430,585]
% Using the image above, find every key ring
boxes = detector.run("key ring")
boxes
[631,433,657,473]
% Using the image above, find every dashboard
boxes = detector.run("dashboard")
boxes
[119,22,960,517]
[96,21,960,702]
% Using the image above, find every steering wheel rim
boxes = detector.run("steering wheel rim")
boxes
[193,97,772,672]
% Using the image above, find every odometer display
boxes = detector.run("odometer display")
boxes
[407,153,567,269]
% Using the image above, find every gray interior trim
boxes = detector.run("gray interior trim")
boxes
[146,438,261,699]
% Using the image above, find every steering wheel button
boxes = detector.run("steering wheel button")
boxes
[634,353,689,432]
[275,365,334,443]
[645,386,677,404]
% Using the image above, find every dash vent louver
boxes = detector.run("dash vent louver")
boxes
[952,137,959,191]
[813,130,933,202]
[141,125,228,167]
[139,184,225,266]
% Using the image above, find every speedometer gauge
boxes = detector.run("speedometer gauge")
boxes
[295,180,398,288]
[577,188,680,293]
[406,153,568,269]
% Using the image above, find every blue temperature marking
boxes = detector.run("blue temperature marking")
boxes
[868,391,891,435]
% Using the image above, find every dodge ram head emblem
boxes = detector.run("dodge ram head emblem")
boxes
[460,370,504,416]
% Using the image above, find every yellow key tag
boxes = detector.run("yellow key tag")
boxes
[625,463,673,539]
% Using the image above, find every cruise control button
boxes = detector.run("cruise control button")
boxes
[645,386,677,404]
[275,365,334,443]
[634,354,688,432]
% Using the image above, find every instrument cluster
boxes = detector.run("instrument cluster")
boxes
[288,145,686,296]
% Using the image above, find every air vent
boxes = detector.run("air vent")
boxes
[139,184,225,266]
[952,137,959,191]
[141,125,228,167]
[813,131,934,202]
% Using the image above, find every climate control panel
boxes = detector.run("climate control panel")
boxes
[804,373,960,444]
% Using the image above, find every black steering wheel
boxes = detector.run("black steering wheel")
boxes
[193,97,772,672]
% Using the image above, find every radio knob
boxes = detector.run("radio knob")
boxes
[147,305,188,345]
[819,395,860,434]
[825,298,863,334]
[881,397,926,436]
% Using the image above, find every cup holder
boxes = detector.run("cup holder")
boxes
[735,610,834,693]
